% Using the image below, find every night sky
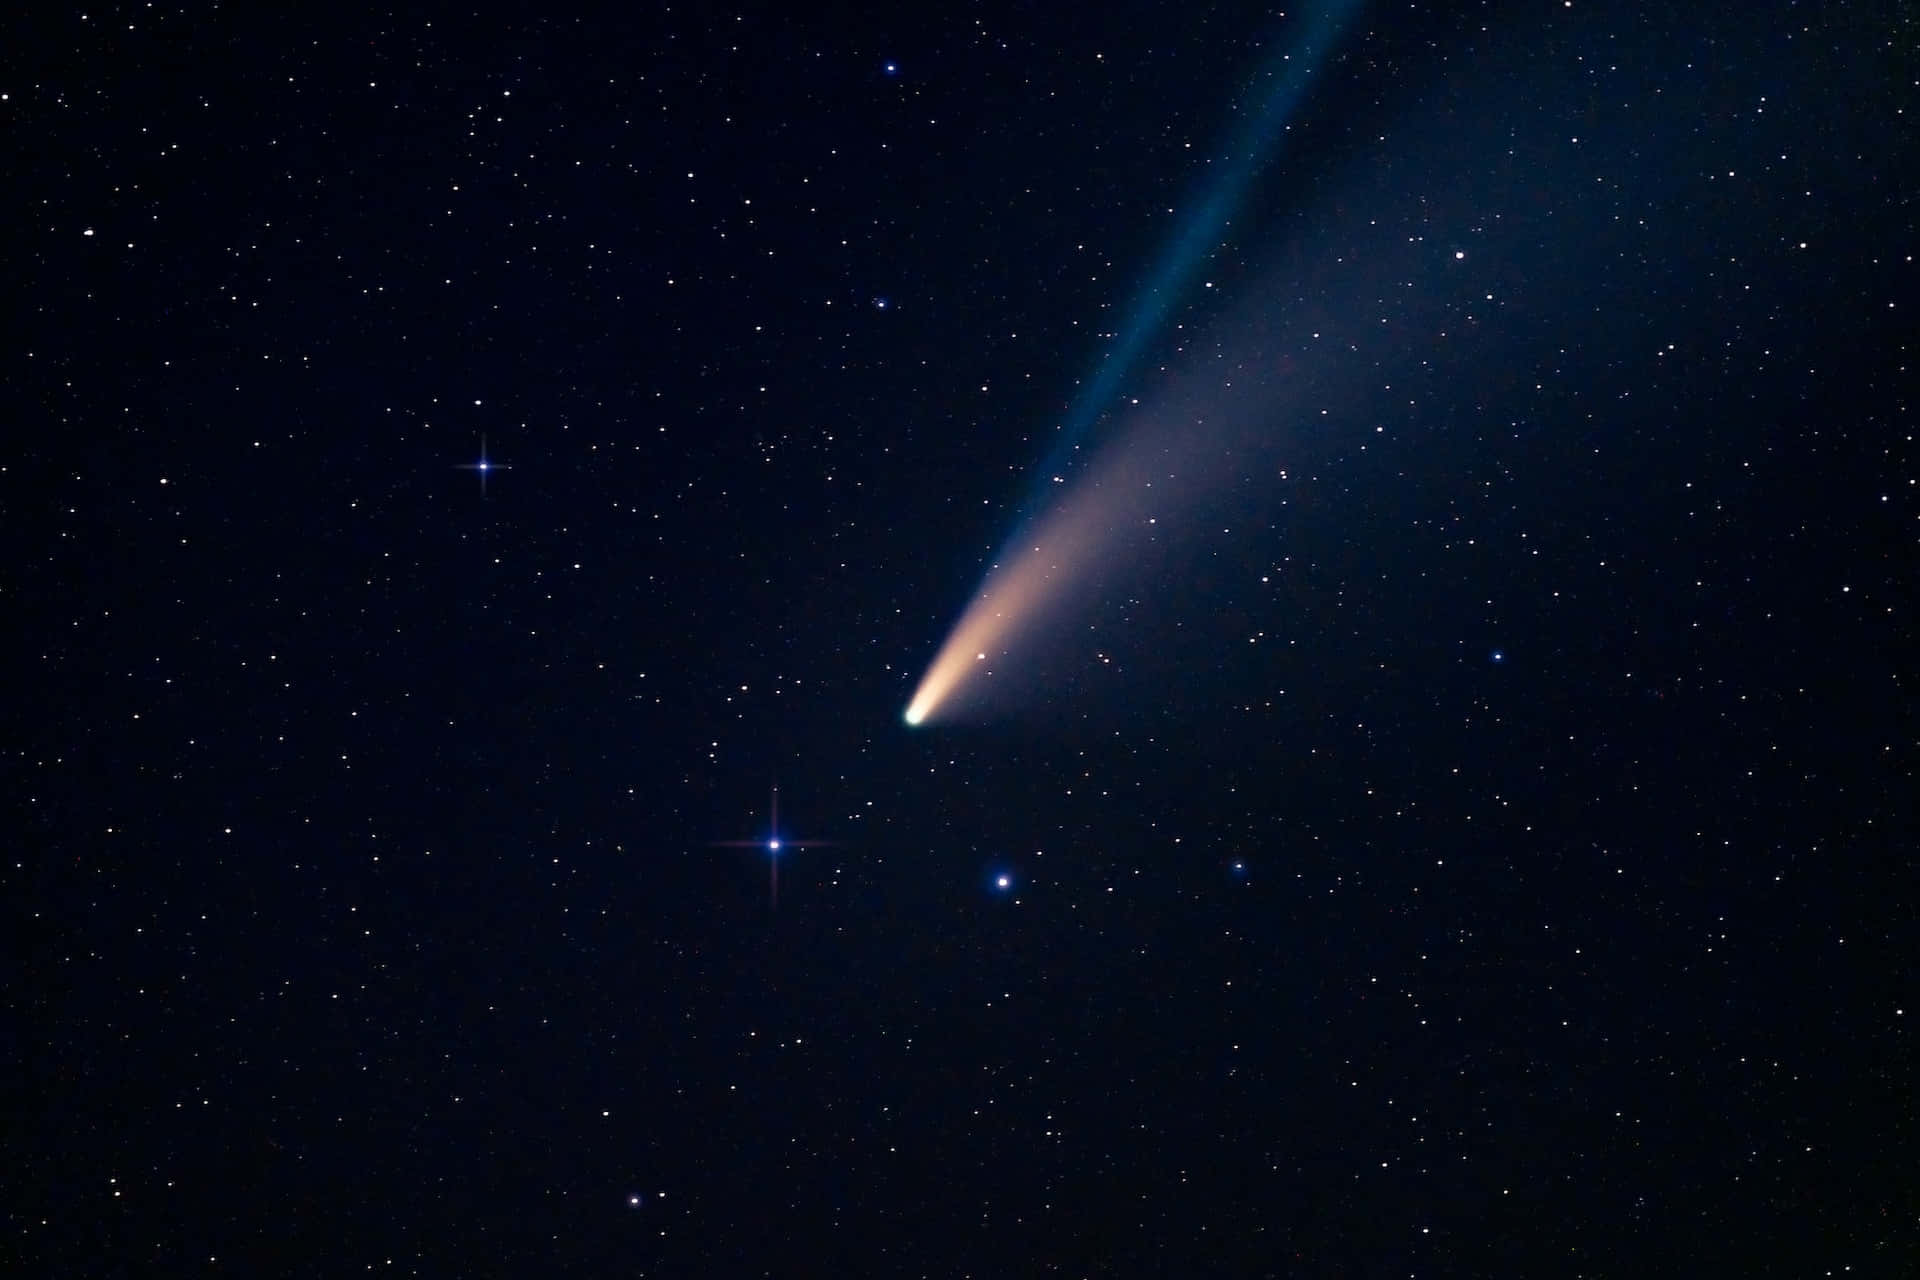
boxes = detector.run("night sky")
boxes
[8,1,1914,1275]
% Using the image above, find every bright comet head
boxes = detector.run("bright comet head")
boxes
[902,434,1149,726]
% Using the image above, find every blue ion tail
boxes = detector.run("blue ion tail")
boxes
[905,1,1367,730]
[1013,0,1368,532]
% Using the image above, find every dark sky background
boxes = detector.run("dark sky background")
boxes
[6,1,1913,1275]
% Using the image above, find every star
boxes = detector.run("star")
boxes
[710,784,837,911]
[456,433,510,495]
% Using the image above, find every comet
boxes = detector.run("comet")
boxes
[905,0,1363,727]
[903,430,1158,726]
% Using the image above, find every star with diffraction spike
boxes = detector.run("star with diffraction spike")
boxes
[710,784,836,911]
[456,433,510,495]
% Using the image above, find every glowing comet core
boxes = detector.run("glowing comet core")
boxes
[901,534,1073,727]
[904,436,1160,726]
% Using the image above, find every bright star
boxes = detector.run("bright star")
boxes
[710,785,837,911]
[456,433,510,495]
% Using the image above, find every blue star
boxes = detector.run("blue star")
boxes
[1490,648,1505,664]
[883,60,900,76]
[456,433,510,495]
[710,785,836,911]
